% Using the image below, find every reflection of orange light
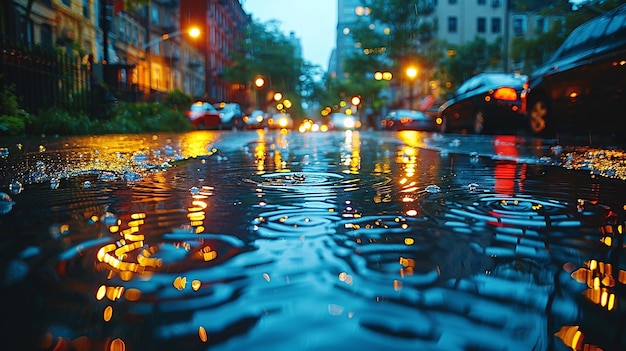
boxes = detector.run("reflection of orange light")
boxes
[493,136,524,195]
[110,338,126,351]
[199,326,208,342]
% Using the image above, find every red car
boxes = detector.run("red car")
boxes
[186,101,221,129]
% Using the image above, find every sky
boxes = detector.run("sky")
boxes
[241,0,337,71]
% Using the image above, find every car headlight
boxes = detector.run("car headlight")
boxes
[343,117,355,129]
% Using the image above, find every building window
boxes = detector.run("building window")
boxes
[151,6,159,26]
[82,0,90,18]
[41,24,53,48]
[491,17,501,34]
[448,17,458,33]
[535,16,547,33]
[477,17,486,33]
[513,16,527,36]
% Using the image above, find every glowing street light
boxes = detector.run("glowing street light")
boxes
[143,26,201,97]
[143,26,201,50]
[254,76,265,109]
[406,66,418,109]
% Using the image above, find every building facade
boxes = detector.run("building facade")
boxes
[2,0,250,108]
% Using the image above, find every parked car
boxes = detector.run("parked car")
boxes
[439,73,528,134]
[380,109,442,132]
[215,102,245,130]
[525,3,626,137]
[328,112,361,130]
[186,101,221,130]
[267,113,294,130]
[244,110,269,129]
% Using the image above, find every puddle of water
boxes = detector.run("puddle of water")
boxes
[0,130,624,351]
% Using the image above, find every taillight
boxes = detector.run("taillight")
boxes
[399,117,413,123]
[493,87,518,101]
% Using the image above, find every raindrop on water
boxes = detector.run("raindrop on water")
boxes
[425,184,441,193]
[468,183,479,192]
[190,186,200,195]
[9,181,23,194]
[83,181,92,188]
[0,192,15,214]
[470,152,479,163]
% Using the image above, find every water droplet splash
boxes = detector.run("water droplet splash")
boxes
[425,184,441,193]
[0,192,15,214]
[9,181,23,195]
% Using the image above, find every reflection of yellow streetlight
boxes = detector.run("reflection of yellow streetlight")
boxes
[273,92,283,101]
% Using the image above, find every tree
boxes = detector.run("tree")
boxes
[510,0,626,73]
[222,20,322,121]
[442,37,503,90]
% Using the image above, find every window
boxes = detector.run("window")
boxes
[491,17,501,34]
[82,0,90,18]
[513,16,527,36]
[535,17,546,33]
[448,17,458,33]
[151,6,159,26]
[41,24,53,48]
[477,17,486,33]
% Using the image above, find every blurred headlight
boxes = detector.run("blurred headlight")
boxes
[344,117,356,129]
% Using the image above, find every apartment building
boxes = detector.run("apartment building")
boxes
[332,0,565,78]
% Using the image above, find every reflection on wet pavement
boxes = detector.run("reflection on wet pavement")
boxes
[0,130,624,351]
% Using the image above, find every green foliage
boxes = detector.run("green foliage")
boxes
[443,37,503,91]
[102,102,193,134]
[0,83,31,135]
[164,88,193,111]
[19,101,192,136]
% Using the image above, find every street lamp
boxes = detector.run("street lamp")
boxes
[143,27,200,98]
[254,76,265,109]
[406,66,418,110]
[142,27,201,50]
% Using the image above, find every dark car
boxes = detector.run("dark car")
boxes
[525,3,626,137]
[439,73,528,134]
[186,101,221,130]
[380,109,442,132]
[214,102,245,130]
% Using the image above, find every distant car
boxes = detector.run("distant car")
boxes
[525,3,626,137]
[267,113,293,130]
[186,101,221,130]
[215,102,245,130]
[439,73,528,134]
[328,112,361,130]
[244,110,268,129]
[380,109,442,132]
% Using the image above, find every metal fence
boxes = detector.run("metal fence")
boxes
[0,38,99,117]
